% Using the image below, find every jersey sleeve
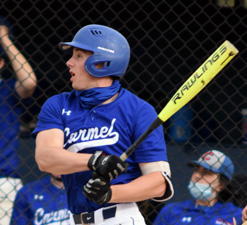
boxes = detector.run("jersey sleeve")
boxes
[32,94,64,137]
[132,102,175,201]
[132,102,168,163]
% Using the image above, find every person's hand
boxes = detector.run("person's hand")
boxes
[242,205,247,223]
[88,151,128,180]
[0,25,9,42]
[83,173,112,205]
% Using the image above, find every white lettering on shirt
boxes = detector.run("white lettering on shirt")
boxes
[34,208,71,225]
[64,118,119,152]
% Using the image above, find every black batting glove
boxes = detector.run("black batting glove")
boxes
[83,173,112,205]
[88,151,128,180]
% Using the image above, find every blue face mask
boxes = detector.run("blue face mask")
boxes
[188,181,216,201]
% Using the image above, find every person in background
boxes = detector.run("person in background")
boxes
[242,206,247,224]
[32,24,174,225]
[234,174,247,224]
[154,150,243,225]
[0,16,37,224]
[10,174,73,225]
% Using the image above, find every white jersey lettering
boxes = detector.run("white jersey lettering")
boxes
[64,118,119,152]
[34,208,71,225]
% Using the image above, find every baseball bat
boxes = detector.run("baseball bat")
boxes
[120,40,239,161]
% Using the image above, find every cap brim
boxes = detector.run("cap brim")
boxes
[187,161,221,174]
[58,41,92,53]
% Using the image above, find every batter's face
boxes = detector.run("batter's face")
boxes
[66,48,99,91]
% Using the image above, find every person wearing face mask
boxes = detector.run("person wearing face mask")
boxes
[10,174,73,225]
[153,150,243,225]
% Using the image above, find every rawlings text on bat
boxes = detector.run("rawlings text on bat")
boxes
[120,40,239,161]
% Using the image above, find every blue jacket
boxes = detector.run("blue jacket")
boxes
[154,200,242,225]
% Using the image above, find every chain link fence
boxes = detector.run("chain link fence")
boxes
[0,0,247,224]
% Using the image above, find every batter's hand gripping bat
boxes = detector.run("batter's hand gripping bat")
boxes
[120,40,239,161]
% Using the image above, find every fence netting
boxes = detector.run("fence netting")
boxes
[0,0,247,224]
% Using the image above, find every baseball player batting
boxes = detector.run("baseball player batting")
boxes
[32,24,174,225]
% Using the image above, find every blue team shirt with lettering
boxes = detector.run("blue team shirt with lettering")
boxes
[154,200,243,225]
[32,88,168,214]
[10,176,71,225]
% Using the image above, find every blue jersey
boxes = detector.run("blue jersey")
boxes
[10,176,71,225]
[0,78,23,178]
[154,200,243,225]
[32,88,168,214]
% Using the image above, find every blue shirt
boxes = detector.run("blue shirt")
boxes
[32,88,168,214]
[0,78,23,178]
[10,176,71,225]
[154,200,243,225]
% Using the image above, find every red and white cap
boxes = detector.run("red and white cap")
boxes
[188,150,234,180]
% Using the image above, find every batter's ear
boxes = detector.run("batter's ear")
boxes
[95,62,105,69]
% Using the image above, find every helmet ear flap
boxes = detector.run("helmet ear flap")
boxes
[85,56,112,78]
[94,61,110,70]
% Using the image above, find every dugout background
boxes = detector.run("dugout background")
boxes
[1,0,247,224]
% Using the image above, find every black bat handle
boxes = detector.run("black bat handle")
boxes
[120,117,163,161]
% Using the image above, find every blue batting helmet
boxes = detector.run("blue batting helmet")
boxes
[59,24,130,78]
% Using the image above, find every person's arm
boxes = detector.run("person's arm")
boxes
[242,205,247,223]
[83,161,172,205]
[0,25,36,98]
[35,128,92,174]
[35,128,128,178]
[110,170,167,202]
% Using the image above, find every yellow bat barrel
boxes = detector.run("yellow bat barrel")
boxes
[158,40,239,123]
